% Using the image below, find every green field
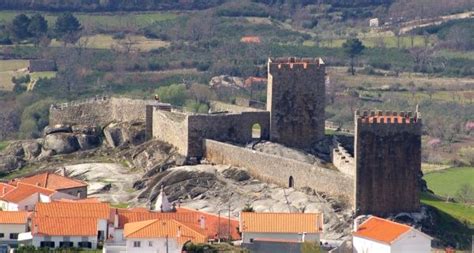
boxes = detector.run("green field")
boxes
[0,59,29,91]
[421,192,474,225]
[0,11,178,31]
[304,35,434,48]
[0,141,9,151]
[424,167,474,198]
[50,34,170,51]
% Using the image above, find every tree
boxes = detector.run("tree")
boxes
[10,14,31,42]
[455,183,474,204]
[155,84,187,106]
[342,38,365,75]
[28,14,48,46]
[54,13,82,46]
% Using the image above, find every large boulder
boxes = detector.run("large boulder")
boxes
[22,140,42,160]
[43,133,80,154]
[72,125,101,136]
[76,134,101,150]
[43,124,72,136]
[0,155,25,173]
[209,75,245,90]
[104,122,146,148]
[222,167,251,181]
[3,142,25,157]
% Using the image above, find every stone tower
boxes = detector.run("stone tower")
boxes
[267,57,326,149]
[354,110,422,216]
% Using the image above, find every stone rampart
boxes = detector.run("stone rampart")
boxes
[331,138,355,177]
[203,139,354,204]
[49,97,167,127]
[152,109,189,155]
[209,100,262,113]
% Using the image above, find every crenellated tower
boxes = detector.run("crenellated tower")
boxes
[267,57,326,149]
[354,110,422,216]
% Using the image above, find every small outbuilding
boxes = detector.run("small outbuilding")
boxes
[353,216,432,253]
[28,60,57,72]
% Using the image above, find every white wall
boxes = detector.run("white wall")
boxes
[126,238,181,253]
[353,236,391,253]
[242,232,320,244]
[50,191,78,201]
[0,224,27,244]
[392,230,431,253]
[32,235,98,249]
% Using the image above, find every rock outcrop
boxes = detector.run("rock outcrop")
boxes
[104,121,146,148]
[43,133,80,154]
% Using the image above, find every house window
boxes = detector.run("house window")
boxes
[133,241,141,248]
[249,238,254,243]
[78,242,92,248]
[9,233,18,239]
[24,205,28,210]
[40,241,55,248]
[148,241,153,247]
[60,241,74,248]
[0,233,4,238]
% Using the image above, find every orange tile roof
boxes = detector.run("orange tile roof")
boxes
[0,182,55,203]
[35,202,110,219]
[240,36,261,44]
[352,216,411,244]
[240,212,323,233]
[16,172,87,190]
[32,217,97,236]
[117,210,199,229]
[0,211,29,224]
[176,207,241,239]
[54,197,101,203]
[0,182,15,197]
[124,219,207,245]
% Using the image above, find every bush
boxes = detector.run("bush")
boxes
[155,84,187,106]
[459,147,474,166]
[19,99,53,139]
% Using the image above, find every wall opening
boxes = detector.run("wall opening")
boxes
[252,123,262,139]
[289,176,294,188]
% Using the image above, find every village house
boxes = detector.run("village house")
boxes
[240,212,323,253]
[240,36,261,44]
[19,201,111,249]
[0,211,29,247]
[352,216,432,253]
[0,183,15,197]
[122,219,207,253]
[11,172,88,199]
[0,182,77,211]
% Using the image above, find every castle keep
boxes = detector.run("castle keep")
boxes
[354,110,422,215]
[267,58,326,148]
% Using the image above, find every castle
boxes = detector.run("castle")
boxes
[49,57,422,217]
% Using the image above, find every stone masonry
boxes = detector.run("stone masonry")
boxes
[267,57,326,149]
[354,110,422,216]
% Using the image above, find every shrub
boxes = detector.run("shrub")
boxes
[155,84,187,106]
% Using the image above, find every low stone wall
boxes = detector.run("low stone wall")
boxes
[49,97,165,127]
[203,139,354,204]
[331,140,355,177]
[209,100,262,113]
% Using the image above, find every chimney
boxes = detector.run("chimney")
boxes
[177,226,181,238]
[199,216,206,230]
[353,215,367,232]
[33,224,38,234]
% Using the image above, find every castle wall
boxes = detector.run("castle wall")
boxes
[267,57,326,149]
[332,139,355,177]
[209,100,262,113]
[49,97,163,127]
[204,139,354,203]
[187,111,270,157]
[152,109,189,156]
[354,110,422,216]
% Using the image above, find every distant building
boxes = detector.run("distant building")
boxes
[0,211,29,247]
[240,212,323,253]
[352,216,432,253]
[28,60,56,72]
[240,36,261,44]
[369,18,379,27]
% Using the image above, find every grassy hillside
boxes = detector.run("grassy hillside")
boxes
[424,167,474,198]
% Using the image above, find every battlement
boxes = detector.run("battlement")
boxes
[355,110,421,124]
[268,57,324,70]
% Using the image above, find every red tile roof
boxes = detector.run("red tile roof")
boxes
[54,198,101,203]
[117,209,199,229]
[124,219,207,245]
[0,182,15,197]
[0,211,29,224]
[353,216,412,244]
[176,207,241,239]
[14,172,87,190]
[241,36,261,44]
[240,212,323,233]
[32,217,97,236]
[35,202,110,219]
[0,182,55,203]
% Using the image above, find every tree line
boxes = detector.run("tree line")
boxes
[0,0,223,12]
[1,13,82,46]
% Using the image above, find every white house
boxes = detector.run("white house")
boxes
[121,219,207,253]
[352,216,432,253]
[0,182,77,211]
[369,18,379,27]
[239,212,323,244]
[0,211,29,246]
